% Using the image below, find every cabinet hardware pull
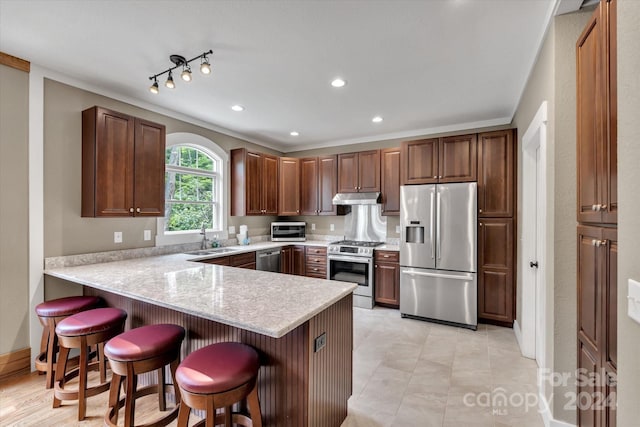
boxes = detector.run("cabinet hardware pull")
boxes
[136,207,141,213]
[384,255,390,258]
[129,208,134,213]
[592,204,597,211]
[479,209,482,213]
[433,176,437,179]
[600,204,607,210]
[479,223,483,227]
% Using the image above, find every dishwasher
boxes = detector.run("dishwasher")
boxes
[256,248,281,273]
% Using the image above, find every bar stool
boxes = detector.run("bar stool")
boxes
[53,307,127,421]
[103,324,185,427]
[35,295,102,388]
[175,342,262,427]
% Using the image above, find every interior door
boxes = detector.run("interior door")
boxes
[436,182,477,272]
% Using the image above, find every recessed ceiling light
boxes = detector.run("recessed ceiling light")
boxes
[290,131,300,136]
[231,105,244,112]
[372,116,383,123]
[331,78,346,88]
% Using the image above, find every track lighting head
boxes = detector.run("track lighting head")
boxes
[148,50,212,93]
[200,56,211,75]
[181,66,192,82]
[165,71,175,89]
[149,78,159,94]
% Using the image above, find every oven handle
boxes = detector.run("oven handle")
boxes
[327,255,372,264]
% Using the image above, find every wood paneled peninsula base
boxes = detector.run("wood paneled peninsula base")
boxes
[45,254,356,427]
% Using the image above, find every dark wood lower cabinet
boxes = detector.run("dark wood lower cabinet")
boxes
[281,246,308,276]
[199,251,256,269]
[478,218,514,325]
[577,225,617,427]
[374,251,399,308]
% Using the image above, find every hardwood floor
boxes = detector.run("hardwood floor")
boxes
[0,370,197,426]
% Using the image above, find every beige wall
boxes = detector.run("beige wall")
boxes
[511,8,593,424]
[43,80,280,257]
[0,63,30,354]
[616,1,640,424]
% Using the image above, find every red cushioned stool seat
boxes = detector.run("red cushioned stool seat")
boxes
[34,296,101,389]
[175,342,262,427]
[53,307,127,421]
[103,324,185,427]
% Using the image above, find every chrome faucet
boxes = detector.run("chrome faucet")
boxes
[200,223,210,249]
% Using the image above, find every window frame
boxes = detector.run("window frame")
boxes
[156,132,228,246]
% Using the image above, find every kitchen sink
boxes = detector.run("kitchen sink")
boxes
[185,248,236,256]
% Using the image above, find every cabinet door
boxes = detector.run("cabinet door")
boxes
[278,157,300,216]
[439,134,477,183]
[300,158,319,215]
[245,151,263,215]
[281,246,292,274]
[293,246,306,276]
[577,225,602,354]
[91,108,135,217]
[401,139,438,185]
[133,119,165,216]
[381,148,400,215]
[262,154,279,215]
[478,218,514,323]
[357,150,380,192]
[318,155,337,215]
[478,130,515,217]
[337,153,358,193]
[604,369,617,427]
[602,0,617,225]
[577,341,600,427]
[374,260,399,308]
[603,227,617,372]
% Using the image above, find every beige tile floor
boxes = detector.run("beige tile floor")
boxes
[341,307,544,427]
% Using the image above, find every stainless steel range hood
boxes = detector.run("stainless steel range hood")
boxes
[332,192,381,205]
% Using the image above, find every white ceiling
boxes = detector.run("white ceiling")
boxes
[0,0,559,152]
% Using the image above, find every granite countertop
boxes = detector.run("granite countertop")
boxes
[44,253,356,339]
[375,244,400,251]
[185,240,330,261]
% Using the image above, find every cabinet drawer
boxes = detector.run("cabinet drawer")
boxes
[305,265,327,278]
[305,246,327,256]
[200,256,230,266]
[375,250,399,262]
[230,251,256,267]
[306,255,327,267]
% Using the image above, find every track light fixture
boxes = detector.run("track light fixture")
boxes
[148,50,212,94]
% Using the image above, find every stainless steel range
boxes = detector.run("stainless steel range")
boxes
[328,240,383,309]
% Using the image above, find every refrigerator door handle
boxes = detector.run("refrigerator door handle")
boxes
[401,269,473,281]
[436,191,441,260]
[430,191,435,259]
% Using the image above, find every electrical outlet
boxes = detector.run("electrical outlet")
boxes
[314,332,326,352]
[330,223,335,231]
[144,230,151,241]
[228,225,236,235]
[114,231,122,243]
[396,225,401,234]
[311,223,316,231]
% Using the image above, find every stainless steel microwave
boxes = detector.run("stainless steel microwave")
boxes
[271,222,306,242]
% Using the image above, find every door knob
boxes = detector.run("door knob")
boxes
[530,261,539,268]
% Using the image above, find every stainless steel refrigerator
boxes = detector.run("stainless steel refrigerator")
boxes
[399,183,477,329]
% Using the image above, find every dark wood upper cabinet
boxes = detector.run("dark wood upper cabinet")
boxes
[401,135,476,185]
[439,134,477,183]
[401,138,438,184]
[301,156,337,215]
[477,218,514,323]
[231,148,279,216]
[278,157,300,216]
[337,150,380,193]
[577,0,617,225]
[82,106,165,217]
[380,148,400,216]
[477,130,515,218]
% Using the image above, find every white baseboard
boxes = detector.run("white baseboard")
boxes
[538,388,576,427]
[513,319,524,353]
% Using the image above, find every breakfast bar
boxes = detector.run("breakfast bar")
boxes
[44,254,357,427]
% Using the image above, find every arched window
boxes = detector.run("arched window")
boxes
[157,133,226,245]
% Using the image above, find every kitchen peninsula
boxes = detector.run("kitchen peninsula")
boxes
[44,253,357,427]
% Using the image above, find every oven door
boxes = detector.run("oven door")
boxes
[327,255,374,309]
